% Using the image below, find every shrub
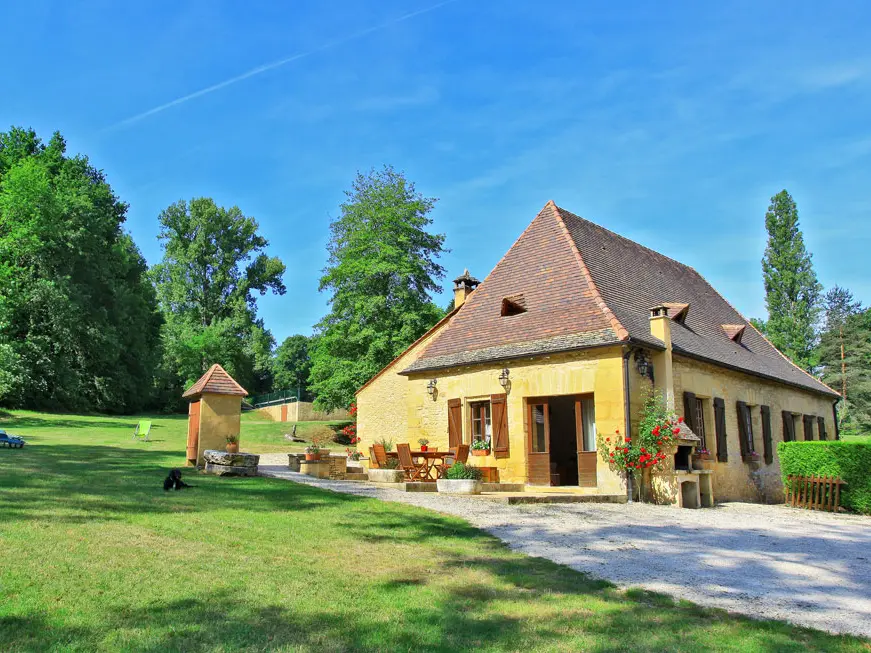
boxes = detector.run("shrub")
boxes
[376,437,394,452]
[444,462,482,481]
[381,457,400,470]
[777,440,871,514]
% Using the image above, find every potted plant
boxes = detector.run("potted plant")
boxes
[692,447,712,470]
[225,434,239,454]
[305,444,320,461]
[437,462,483,495]
[367,456,404,483]
[743,450,761,468]
[346,449,363,461]
[418,438,430,452]
[471,439,490,456]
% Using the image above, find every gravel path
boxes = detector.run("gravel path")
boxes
[258,458,871,638]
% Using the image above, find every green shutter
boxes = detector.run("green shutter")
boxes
[817,416,827,441]
[736,401,749,458]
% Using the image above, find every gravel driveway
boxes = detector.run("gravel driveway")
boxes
[258,458,871,638]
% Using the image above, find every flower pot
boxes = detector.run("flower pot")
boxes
[471,449,489,456]
[305,452,319,461]
[226,443,239,453]
[419,445,428,452]
[437,479,482,495]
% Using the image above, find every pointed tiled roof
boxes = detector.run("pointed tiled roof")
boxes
[402,202,837,398]
[182,364,248,399]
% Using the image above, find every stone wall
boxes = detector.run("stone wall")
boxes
[665,355,837,503]
[256,402,351,423]
[358,343,628,493]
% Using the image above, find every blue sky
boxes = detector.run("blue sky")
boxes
[3,1,870,343]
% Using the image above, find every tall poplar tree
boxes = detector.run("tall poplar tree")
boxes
[309,166,447,411]
[760,190,822,371]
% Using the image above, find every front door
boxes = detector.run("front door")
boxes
[526,402,551,485]
[186,400,201,464]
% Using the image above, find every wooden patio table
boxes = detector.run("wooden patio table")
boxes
[410,450,449,481]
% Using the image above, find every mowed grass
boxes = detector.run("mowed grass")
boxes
[0,412,867,652]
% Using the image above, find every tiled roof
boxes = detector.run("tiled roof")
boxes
[402,201,837,398]
[183,364,248,399]
[557,206,836,397]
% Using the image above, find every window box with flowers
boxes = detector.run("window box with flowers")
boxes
[742,450,761,468]
[471,439,490,456]
[693,448,713,470]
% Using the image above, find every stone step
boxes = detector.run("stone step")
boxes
[344,473,368,481]
[484,493,627,505]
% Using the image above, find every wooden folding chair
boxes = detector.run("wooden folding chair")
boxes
[396,443,426,481]
[437,444,470,478]
[371,444,388,468]
[368,446,380,468]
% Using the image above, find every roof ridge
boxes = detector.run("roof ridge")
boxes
[551,202,630,341]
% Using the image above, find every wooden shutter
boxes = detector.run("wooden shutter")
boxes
[491,393,509,459]
[782,411,794,442]
[761,405,773,465]
[186,400,200,463]
[683,391,697,434]
[736,401,749,458]
[713,397,728,462]
[803,415,814,441]
[817,416,827,441]
[447,399,462,448]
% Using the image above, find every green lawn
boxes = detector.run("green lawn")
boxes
[0,411,867,652]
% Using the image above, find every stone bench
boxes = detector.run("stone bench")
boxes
[203,450,260,476]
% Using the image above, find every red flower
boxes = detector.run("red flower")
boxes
[652,426,660,436]
[640,448,646,453]
[672,427,680,435]
[615,429,620,435]
[678,416,684,423]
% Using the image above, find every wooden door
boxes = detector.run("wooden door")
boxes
[186,400,201,463]
[448,399,462,448]
[575,399,597,487]
[527,402,551,485]
[280,403,288,422]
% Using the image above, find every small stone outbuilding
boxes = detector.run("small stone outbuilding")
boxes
[183,364,248,466]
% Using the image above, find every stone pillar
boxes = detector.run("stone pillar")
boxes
[649,305,675,410]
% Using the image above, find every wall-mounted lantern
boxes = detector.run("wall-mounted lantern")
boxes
[498,368,510,389]
[426,378,438,399]
[634,350,654,382]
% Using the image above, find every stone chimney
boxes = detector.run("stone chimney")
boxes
[649,305,675,410]
[452,269,480,309]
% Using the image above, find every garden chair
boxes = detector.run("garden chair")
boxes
[371,443,388,468]
[437,444,469,478]
[396,443,426,482]
[131,420,151,441]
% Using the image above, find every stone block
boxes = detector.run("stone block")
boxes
[202,450,259,476]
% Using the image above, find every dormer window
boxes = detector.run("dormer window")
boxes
[501,294,527,317]
[722,324,746,344]
[662,302,689,325]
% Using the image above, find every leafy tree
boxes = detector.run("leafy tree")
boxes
[152,198,285,399]
[819,309,871,436]
[818,287,868,434]
[310,166,447,411]
[760,190,822,371]
[273,334,313,398]
[0,127,162,412]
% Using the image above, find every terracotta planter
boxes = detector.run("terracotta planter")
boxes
[226,442,239,453]
[305,452,319,461]
[471,449,489,456]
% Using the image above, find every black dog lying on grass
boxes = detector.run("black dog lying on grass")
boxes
[163,468,193,491]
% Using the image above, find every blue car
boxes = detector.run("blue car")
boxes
[0,430,25,448]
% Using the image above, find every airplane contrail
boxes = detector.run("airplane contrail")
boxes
[105,0,458,131]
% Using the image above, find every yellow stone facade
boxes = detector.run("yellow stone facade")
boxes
[192,393,243,466]
[357,341,630,494]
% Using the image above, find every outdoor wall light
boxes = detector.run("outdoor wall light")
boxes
[426,378,437,398]
[634,350,654,382]
[498,368,510,389]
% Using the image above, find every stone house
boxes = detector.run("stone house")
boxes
[355,201,839,503]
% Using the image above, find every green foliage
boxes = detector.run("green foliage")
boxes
[819,308,871,436]
[273,334,312,398]
[444,461,482,480]
[310,166,447,411]
[760,190,822,371]
[381,456,400,469]
[152,198,285,402]
[778,440,871,514]
[0,127,161,412]
[599,388,678,474]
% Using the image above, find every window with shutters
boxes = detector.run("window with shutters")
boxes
[743,406,755,453]
[782,411,796,442]
[469,400,492,445]
[803,415,815,440]
[817,416,827,441]
[713,397,728,462]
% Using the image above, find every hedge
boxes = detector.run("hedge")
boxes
[778,440,871,514]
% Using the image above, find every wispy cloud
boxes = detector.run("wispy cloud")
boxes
[103,0,457,132]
